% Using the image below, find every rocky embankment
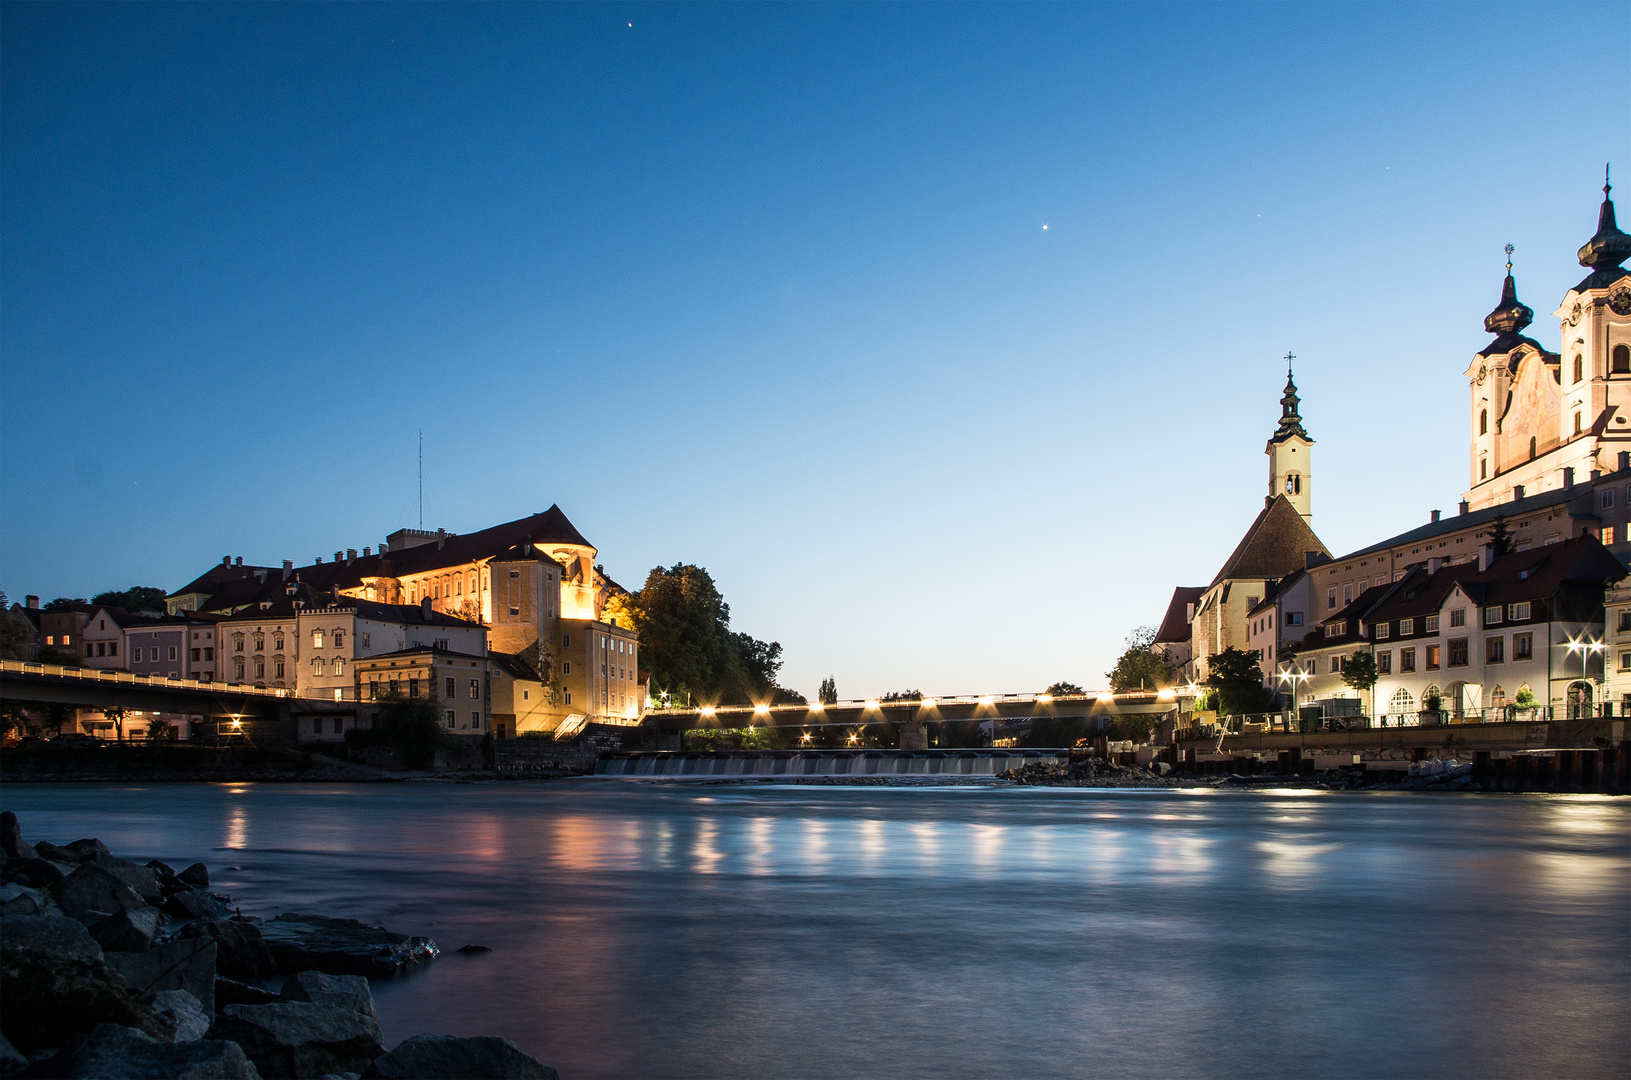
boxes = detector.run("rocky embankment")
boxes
[1001,757,1188,787]
[0,811,557,1079]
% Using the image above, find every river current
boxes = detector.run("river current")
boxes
[4,782,1627,1078]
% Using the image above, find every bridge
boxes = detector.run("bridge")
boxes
[645,690,1182,735]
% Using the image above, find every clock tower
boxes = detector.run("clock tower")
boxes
[1266,358,1313,525]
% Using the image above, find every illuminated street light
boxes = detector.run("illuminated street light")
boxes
[754,703,770,715]
[920,698,937,708]
[864,699,880,710]
[1036,693,1053,704]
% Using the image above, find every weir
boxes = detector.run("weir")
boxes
[596,748,1069,778]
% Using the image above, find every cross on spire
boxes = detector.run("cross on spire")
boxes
[1505,243,1514,274]
[1284,350,1295,376]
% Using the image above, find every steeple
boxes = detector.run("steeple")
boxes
[1484,244,1534,335]
[1270,353,1309,443]
[1579,164,1631,272]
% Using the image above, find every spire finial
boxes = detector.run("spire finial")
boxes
[1607,162,1612,198]
[1579,164,1630,272]
[1505,243,1514,275]
[1284,350,1295,377]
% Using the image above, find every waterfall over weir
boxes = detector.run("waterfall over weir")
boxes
[594,749,1069,778]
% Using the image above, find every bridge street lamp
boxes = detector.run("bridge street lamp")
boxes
[1278,665,1310,732]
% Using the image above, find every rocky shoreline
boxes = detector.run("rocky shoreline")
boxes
[1000,755,1491,792]
[0,811,557,1079]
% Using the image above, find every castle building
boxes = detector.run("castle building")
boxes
[1464,174,1631,510]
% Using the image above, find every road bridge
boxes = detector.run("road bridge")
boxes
[646,690,1180,735]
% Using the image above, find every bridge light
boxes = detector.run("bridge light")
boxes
[977,696,994,706]
[701,706,717,716]
[1157,688,1176,701]
[864,699,880,710]
[1036,694,1053,704]
[809,701,824,711]
[1097,692,1114,704]
[754,703,770,715]
[920,698,937,708]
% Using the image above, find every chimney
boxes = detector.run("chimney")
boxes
[1458,500,1469,516]
[1514,485,1525,499]
[1591,469,1601,481]
[282,560,293,580]
[382,538,390,554]
[1431,509,1441,523]
[235,556,243,567]
[333,551,342,564]
[25,595,38,609]
[1564,467,1575,489]
[1620,451,1630,472]
[222,556,231,565]
[1479,544,1494,571]
[421,597,434,620]
[437,529,446,551]
[315,556,323,564]
[363,546,372,557]
[346,549,356,564]
[1429,557,1444,573]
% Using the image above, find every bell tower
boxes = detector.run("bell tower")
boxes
[1266,354,1313,524]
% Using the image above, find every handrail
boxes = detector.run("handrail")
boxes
[1,659,292,698]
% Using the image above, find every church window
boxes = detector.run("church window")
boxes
[1529,436,1537,460]
[1574,412,1583,435]
[1480,458,1487,479]
[1479,409,1487,435]
[1615,344,1630,374]
[1573,355,1583,383]
[1285,473,1301,495]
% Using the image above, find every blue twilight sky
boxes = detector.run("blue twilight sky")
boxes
[2,2,1626,697]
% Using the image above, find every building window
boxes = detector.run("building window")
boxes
[1425,644,1441,670]
[1324,622,1345,638]
[1329,655,1343,673]
[202,647,212,661]
[1343,584,1353,605]
[1574,411,1583,435]
[275,660,285,678]
[333,630,344,649]
[235,661,245,680]
[312,630,324,648]
[334,657,344,676]
[254,659,264,679]
[562,634,571,648]
[1425,615,1439,633]
[1484,606,1502,626]
[190,648,200,662]
[1389,687,1414,714]
[253,634,264,651]
[1621,652,1631,672]
[1400,648,1416,672]
[1377,651,1392,674]
[1487,637,1505,663]
[1285,473,1301,495]
[446,677,457,697]
[167,646,177,661]
[1450,609,1465,628]
[469,679,481,700]
[1603,489,1617,510]
[1481,458,1487,480]
[1327,588,1337,610]
[388,678,399,696]
[369,680,379,700]
[471,712,481,729]
[1479,408,1487,435]
[235,635,245,653]
[274,634,284,650]
[1399,618,1414,636]
[1529,436,1537,460]
[1509,602,1532,622]
[312,658,323,674]
[409,679,419,698]
[1375,623,1390,640]
[1606,526,1618,545]
[1618,610,1631,632]
[1514,634,1533,659]
[446,711,456,729]
[1613,344,1631,374]
[1286,612,1303,626]
[562,662,571,675]
[361,633,370,648]
[1448,639,1467,666]
[132,647,142,662]
[564,690,573,705]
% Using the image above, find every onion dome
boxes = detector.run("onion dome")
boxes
[1484,246,1533,335]
[1270,357,1308,443]
[1578,165,1631,272]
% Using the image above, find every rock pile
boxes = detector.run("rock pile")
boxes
[1001,757,1179,787]
[0,811,557,1079]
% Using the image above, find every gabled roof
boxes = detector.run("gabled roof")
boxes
[489,651,542,682]
[84,606,168,630]
[167,561,277,601]
[1211,495,1329,587]
[1154,587,1206,644]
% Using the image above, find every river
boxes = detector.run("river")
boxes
[4,782,1627,1078]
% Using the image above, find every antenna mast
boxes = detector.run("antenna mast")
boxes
[418,430,423,528]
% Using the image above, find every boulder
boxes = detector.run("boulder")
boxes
[35,840,83,864]
[217,976,283,1008]
[166,889,236,921]
[0,882,48,918]
[0,1030,25,1077]
[57,1023,261,1079]
[180,862,212,888]
[211,1002,385,1079]
[55,862,149,920]
[0,812,33,861]
[65,838,113,861]
[184,919,278,979]
[280,971,380,1040]
[89,853,165,903]
[106,938,217,1012]
[1,857,64,889]
[259,914,438,979]
[149,989,213,1042]
[89,906,165,953]
[1,913,104,963]
[364,1035,558,1080]
[0,940,158,1052]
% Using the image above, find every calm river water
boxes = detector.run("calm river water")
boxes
[4,782,1628,1078]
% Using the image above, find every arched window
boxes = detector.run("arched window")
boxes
[1574,354,1584,383]
[311,657,324,674]
[1388,687,1414,714]
[1574,411,1583,435]
[1615,344,1630,374]
[1285,473,1301,495]
[1490,685,1505,707]
[1479,408,1488,435]
[1481,457,1488,479]
[1529,436,1537,460]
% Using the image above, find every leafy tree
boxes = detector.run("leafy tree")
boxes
[773,686,808,705]
[1341,650,1379,715]
[35,646,79,666]
[818,676,837,704]
[90,586,167,614]
[346,692,446,769]
[1203,647,1275,716]
[0,608,34,661]
[1490,515,1513,557]
[1045,681,1084,696]
[1106,626,1172,692]
[102,706,129,742]
[43,598,87,612]
[880,689,922,702]
[1112,713,1159,744]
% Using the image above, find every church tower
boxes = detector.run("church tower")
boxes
[1266,358,1313,525]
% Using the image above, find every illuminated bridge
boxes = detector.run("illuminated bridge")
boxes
[645,690,1182,735]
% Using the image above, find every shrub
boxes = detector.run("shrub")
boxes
[345,693,446,769]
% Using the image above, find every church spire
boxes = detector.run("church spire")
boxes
[1270,352,1308,443]
[1484,243,1534,335]
[1578,164,1631,271]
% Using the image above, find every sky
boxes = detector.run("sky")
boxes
[2,2,1627,699]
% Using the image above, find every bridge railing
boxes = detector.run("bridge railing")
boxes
[648,689,1171,718]
[1,659,293,698]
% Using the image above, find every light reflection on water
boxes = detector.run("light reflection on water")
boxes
[4,783,1628,1080]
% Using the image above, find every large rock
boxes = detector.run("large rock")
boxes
[89,906,164,953]
[179,862,211,888]
[259,914,438,979]
[0,812,33,861]
[35,840,83,864]
[1,913,104,963]
[364,1035,558,1080]
[55,862,149,920]
[0,882,49,918]
[184,919,278,979]
[65,838,113,861]
[0,939,158,1052]
[58,1023,261,1079]
[211,1002,385,1079]
[149,989,213,1042]
[88,852,164,903]
[0,1030,25,1077]
[217,976,283,1007]
[1,857,64,889]
[166,889,235,921]
[105,938,217,1012]
[280,972,380,1040]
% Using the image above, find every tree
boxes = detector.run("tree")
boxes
[43,598,87,612]
[1045,681,1084,696]
[102,706,128,742]
[879,689,921,702]
[346,693,446,769]
[90,587,167,614]
[1490,515,1514,557]
[1341,650,1379,717]
[818,676,837,704]
[1106,627,1172,692]
[1204,647,1275,716]
[0,608,34,661]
